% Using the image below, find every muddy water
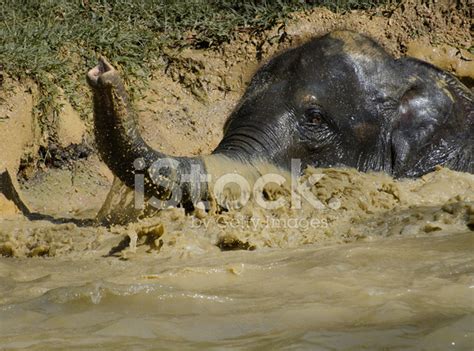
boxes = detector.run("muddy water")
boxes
[0,233,473,350]
[1,167,473,350]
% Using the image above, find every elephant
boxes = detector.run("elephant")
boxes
[87,30,473,211]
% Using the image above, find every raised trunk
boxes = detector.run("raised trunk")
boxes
[87,57,208,209]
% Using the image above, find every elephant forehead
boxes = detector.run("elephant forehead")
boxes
[319,31,397,94]
[328,31,388,60]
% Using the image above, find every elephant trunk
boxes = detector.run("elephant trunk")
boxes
[87,57,208,209]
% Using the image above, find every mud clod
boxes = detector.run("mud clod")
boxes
[39,142,93,169]
[216,235,256,251]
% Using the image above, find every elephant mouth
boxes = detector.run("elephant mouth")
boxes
[86,56,115,87]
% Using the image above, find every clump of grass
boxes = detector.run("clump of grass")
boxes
[1,0,387,145]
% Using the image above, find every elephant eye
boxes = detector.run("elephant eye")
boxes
[305,107,324,125]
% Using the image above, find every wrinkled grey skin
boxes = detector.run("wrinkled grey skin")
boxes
[87,30,473,209]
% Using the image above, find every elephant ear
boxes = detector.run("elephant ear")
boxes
[392,57,473,177]
[397,57,472,125]
[397,59,455,134]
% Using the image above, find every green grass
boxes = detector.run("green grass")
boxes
[1,0,388,143]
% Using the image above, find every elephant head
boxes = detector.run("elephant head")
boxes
[87,30,473,210]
